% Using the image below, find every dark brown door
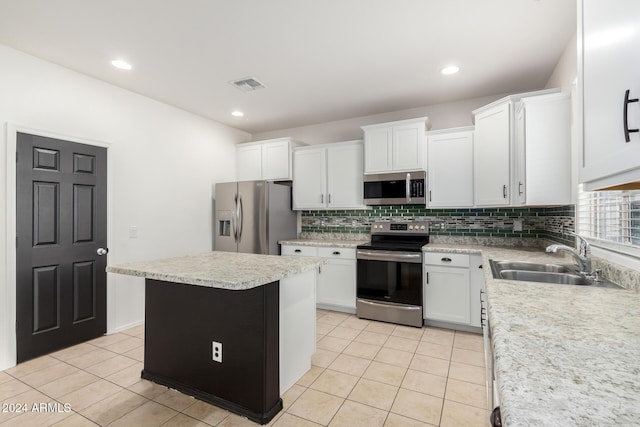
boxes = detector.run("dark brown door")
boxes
[16,132,108,363]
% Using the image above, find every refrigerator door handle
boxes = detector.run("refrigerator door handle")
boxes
[238,194,244,242]
[232,195,239,242]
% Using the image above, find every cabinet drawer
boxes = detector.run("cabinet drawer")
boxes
[423,253,470,268]
[317,247,356,260]
[281,245,318,257]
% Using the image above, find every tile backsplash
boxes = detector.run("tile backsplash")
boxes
[301,205,575,246]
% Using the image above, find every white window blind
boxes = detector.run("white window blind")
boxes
[577,184,640,254]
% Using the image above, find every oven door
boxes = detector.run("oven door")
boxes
[356,250,422,305]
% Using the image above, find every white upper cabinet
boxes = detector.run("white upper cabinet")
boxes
[293,140,366,210]
[426,127,474,207]
[262,140,291,180]
[326,142,365,209]
[236,143,263,181]
[237,138,303,181]
[514,93,572,205]
[579,0,640,190]
[362,117,429,174]
[293,148,327,209]
[473,101,512,206]
[363,127,392,173]
[472,89,561,207]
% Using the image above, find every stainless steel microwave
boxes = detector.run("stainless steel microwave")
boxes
[363,171,426,205]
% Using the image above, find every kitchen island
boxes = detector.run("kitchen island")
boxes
[106,251,324,425]
[421,243,640,426]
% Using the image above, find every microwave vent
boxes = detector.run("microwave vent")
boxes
[230,77,267,92]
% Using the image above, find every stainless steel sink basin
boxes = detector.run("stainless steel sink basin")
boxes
[489,259,622,288]
[498,270,590,285]
[490,261,577,274]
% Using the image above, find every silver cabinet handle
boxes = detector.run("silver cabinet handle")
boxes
[502,185,507,199]
[332,251,340,255]
[518,182,524,196]
[321,194,324,203]
[97,248,109,256]
[328,194,331,204]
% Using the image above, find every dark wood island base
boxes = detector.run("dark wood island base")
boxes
[142,278,282,424]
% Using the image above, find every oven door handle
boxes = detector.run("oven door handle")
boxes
[357,250,422,263]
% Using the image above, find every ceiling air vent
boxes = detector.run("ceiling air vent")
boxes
[230,77,267,92]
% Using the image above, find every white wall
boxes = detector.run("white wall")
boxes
[251,93,512,144]
[545,33,577,92]
[0,44,250,369]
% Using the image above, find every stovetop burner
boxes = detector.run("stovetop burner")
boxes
[357,221,430,252]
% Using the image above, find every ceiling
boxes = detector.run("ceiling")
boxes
[0,0,576,134]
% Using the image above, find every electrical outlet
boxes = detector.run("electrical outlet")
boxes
[212,341,222,363]
[513,219,523,232]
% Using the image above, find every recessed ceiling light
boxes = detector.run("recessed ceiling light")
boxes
[441,65,460,75]
[111,59,132,70]
[231,110,244,117]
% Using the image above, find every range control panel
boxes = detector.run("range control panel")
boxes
[370,221,430,234]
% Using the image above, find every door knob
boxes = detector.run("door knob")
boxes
[97,248,109,256]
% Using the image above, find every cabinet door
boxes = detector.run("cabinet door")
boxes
[521,95,572,205]
[364,127,393,173]
[237,144,263,181]
[293,148,327,209]
[474,103,511,206]
[514,105,527,205]
[581,0,640,185]
[393,122,424,171]
[262,140,291,180]
[427,131,474,207]
[424,266,471,324]
[469,255,485,328]
[317,259,356,311]
[327,142,365,209]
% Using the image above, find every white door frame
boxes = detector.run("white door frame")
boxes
[1,123,114,370]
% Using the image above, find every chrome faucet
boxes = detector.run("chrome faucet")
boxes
[545,231,592,274]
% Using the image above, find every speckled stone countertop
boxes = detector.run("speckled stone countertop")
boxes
[422,244,640,426]
[279,239,368,248]
[106,251,325,290]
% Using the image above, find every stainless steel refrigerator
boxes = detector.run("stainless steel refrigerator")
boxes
[214,181,297,255]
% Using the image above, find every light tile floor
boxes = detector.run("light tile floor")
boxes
[0,310,489,426]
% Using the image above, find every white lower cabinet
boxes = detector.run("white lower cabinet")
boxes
[281,244,356,313]
[424,252,484,329]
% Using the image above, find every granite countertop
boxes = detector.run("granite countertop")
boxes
[106,251,325,290]
[422,244,640,426]
[279,239,368,248]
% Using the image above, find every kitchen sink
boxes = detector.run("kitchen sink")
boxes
[498,270,590,285]
[489,259,622,288]
[490,261,577,274]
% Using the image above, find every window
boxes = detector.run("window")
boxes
[578,184,640,256]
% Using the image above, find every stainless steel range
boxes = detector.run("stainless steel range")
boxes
[356,221,430,328]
